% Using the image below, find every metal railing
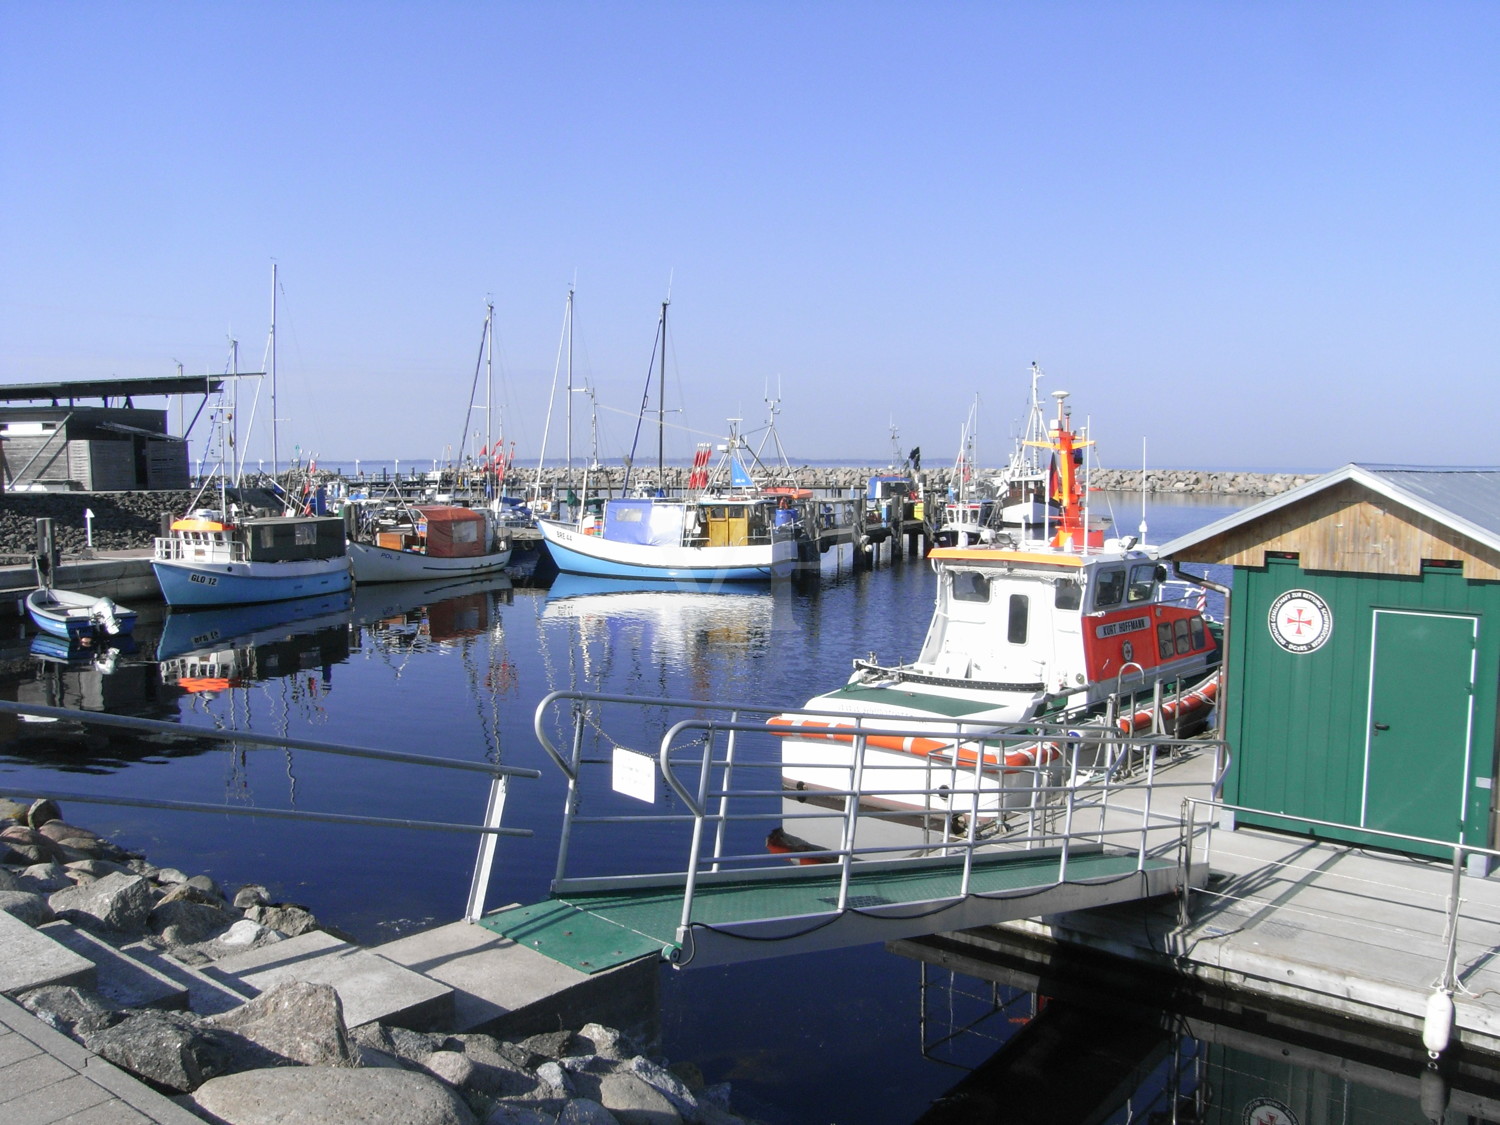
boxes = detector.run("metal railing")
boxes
[153,534,250,564]
[0,700,539,922]
[1181,798,1496,998]
[531,689,1230,951]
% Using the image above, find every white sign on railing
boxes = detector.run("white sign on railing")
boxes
[612,747,657,804]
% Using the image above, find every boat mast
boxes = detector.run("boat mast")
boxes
[485,298,494,499]
[565,284,574,508]
[657,298,667,489]
[269,263,278,485]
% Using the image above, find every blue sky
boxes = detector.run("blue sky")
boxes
[3,2,1496,472]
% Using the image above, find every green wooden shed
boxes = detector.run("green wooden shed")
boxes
[1160,465,1500,862]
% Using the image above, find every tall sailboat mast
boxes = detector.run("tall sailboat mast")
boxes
[269,263,279,482]
[565,285,574,503]
[657,298,667,486]
[485,298,494,497]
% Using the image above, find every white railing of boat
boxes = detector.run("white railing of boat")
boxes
[153,535,250,564]
[529,689,1230,957]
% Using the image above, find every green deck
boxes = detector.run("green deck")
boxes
[479,848,1168,973]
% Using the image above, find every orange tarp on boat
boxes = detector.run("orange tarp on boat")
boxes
[415,506,487,558]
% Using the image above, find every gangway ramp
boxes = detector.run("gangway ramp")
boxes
[466,691,1223,973]
[480,845,1188,971]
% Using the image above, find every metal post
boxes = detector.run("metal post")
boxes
[33,518,56,588]
[465,772,511,922]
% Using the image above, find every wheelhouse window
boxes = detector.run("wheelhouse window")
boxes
[1054,579,1081,610]
[1127,563,1158,603]
[1158,622,1175,657]
[1174,619,1191,653]
[1007,594,1029,644]
[951,571,990,602]
[1094,568,1126,608]
[1190,617,1206,651]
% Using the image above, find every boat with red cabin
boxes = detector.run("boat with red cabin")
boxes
[774,387,1221,816]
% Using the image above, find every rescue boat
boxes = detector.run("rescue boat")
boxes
[774,388,1221,817]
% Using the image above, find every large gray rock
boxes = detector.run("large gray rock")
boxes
[243,900,322,936]
[575,1024,640,1063]
[0,865,20,891]
[38,819,127,860]
[49,870,155,933]
[18,983,116,1035]
[423,1048,477,1089]
[623,1058,698,1121]
[192,1066,479,1125]
[0,888,53,927]
[82,1009,230,1093]
[557,1100,620,1125]
[595,1073,682,1125]
[2,824,63,864]
[201,980,356,1068]
[21,860,70,892]
[151,897,233,945]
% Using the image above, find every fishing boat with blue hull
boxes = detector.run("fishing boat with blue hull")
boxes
[538,494,797,583]
[152,509,353,607]
[26,587,137,642]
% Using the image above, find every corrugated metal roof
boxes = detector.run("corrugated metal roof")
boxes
[1159,463,1500,559]
[0,375,233,403]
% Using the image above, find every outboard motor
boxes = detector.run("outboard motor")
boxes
[89,597,123,635]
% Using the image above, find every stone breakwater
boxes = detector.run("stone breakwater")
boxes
[1,797,760,1125]
[0,469,1315,557]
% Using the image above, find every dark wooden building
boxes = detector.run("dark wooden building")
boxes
[0,375,225,492]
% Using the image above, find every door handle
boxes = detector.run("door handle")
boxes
[1373,722,1390,731]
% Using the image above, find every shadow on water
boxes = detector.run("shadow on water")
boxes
[895,929,1500,1125]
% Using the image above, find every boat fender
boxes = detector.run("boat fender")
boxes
[89,597,122,635]
[1422,987,1454,1058]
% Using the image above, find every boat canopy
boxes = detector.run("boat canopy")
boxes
[603,498,686,546]
[413,505,487,558]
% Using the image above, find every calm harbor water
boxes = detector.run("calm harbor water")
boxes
[2,494,1475,1123]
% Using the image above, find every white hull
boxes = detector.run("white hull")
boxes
[348,541,513,583]
[538,518,795,582]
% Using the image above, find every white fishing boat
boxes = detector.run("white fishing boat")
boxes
[775,387,1222,817]
[993,362,1055,530]
[348,503,512,583]
[932,396,999,548]
[536,300,799,584]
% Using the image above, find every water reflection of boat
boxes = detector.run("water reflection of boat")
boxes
[157,592,354,693]
[542,573,776,661]
[157,592,355,663]
[350,572,514,652]
[30,633,139,671]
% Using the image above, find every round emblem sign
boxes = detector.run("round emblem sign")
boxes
[1242,1096,1298,1125]
[1268,589,1332,654]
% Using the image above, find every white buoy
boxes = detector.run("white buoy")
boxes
[1423,987,1454,1058]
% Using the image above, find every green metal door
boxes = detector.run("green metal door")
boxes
[1364,610,1476,841]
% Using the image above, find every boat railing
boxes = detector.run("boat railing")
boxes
[530,689,1229,956]
[0,700,540,924]
[153,534,249,565]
